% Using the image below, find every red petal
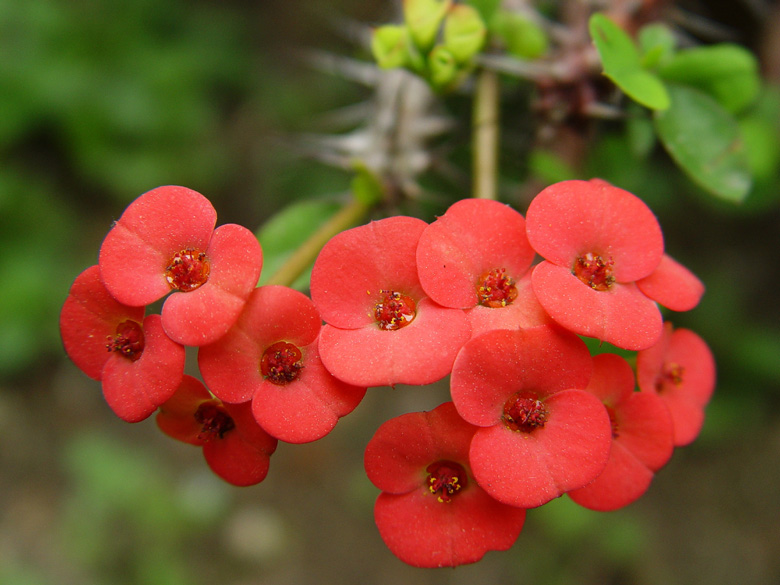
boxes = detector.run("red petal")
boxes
[585,353,635,407]
[101,315,185,422]
[615,392,674,471]
[162,223,262,346]
[59,265,145,380]
[98,186,217,306]
[373,487,525,568]
[526,179,664,282]
[310,216,427,329]
[156,375,215,445]
[416,199,534,308]
[532,261,663,350]
[317,298,470,387]
[637,254,705,311]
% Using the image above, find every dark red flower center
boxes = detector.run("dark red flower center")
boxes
[261,341,304,385]
[477,268,518,308]
[606,405,619,438]
[194,402,235,441]
[106,320,145,361]
[503,393,548,433]
[426,460,467,503]
[374,290,416,330]
[655,362,685,393]
[573,252,615,291]
[165,248,210,292]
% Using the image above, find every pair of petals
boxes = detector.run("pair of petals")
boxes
[364,402,526,568]
[311,216,470,387]
[59,265,185,422]
[198,285,366,444]
[98,185,263,346]
[450,326,612,508]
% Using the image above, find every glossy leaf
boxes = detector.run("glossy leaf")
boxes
[654,84,752,202]
[589,13,670,110]
[659,44,761,114]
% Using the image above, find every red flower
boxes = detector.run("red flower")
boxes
[416,198,549,337]
[525,179,665,350]
[364,402,526,568]
[198,286,366,444]
[450,326,612,508]
[636,254,705,312]
[310,216,470,387]
[98,186,263,346]
[636,323,716,446]
[156,375,278,486]
[568,353,674,511]
[59,265,185,422]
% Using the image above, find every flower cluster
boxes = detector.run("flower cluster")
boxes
[60,180,715,568]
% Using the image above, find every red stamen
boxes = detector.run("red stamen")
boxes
[503,394,548,433]
[426,460,468,503]
[477,268,518,308]
[194,402,235,440]
[374,290,416,330]
[165,248,210,292]
[261,341,304,385]
[573,252,615,291]
[106,320,145,361]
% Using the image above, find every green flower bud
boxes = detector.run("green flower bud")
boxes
[371,25,412,69]
[429,45,459,89]
[443,4,486,63]
[403,0,452,53]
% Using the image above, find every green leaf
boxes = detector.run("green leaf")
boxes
[659,44,761,114]
[654,84,752,202]
[443,4,486,63]
[256,199,341,289]
[589,13,670,110]
[491,11,548,59]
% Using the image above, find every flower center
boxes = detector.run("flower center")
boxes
[426,460,467,503]
[655,362,685,393]
[165,248,210,292]
[261,341,304,385]
[373,290,416,330]
[477,268,518,308]
[503,393,548,433]
[606,405,619,438]
[573,252,615,291]
[194,402,235,441]
[106,320,145,361]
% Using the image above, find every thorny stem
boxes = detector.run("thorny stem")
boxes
[264,196,372,287]
[472,67,499,200]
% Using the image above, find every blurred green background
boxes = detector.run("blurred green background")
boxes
[1,1,778,584]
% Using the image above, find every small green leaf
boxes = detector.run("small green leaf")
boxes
[638,23,676,69]
[404,0,452,52]
[589,13,670,110]
[467,0,501,24]
[654,84,752,202]
[256,199,341,289]
[659,44,761,114]
[443,4,486,63]
[626,104,656,158]
[371,25,412,70]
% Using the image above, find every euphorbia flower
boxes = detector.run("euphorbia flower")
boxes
[568,353,674,511]
[59,265,185,422]
[525,179,665,350]
[450,325,612,508]
[98,185,263,346]
[156,375,278,486]
[636,323,716,446]
[416,198,549,338]
[364,402,526,568]
[198,285,366,444]
[310,216,470,387]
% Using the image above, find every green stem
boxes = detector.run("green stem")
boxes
[264,196,372,288]
[472,67,500,200]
